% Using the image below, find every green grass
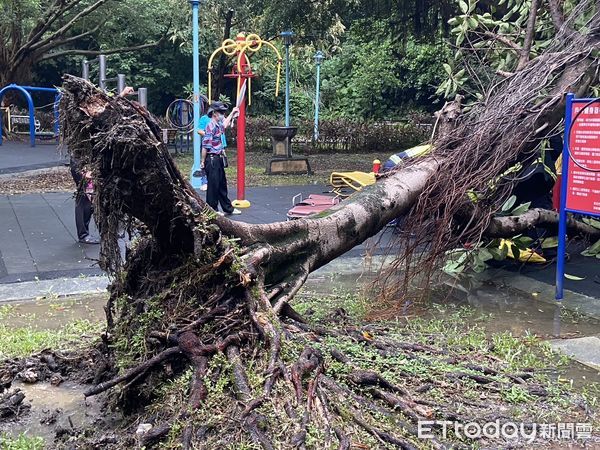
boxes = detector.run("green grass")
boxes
[0,433,44,450]
[0,319,102,359]
[294,289,369,323]
[173,151,375,187]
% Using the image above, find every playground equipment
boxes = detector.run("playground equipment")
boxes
[0,84,60,147]
[190,0,204,189]
[164,97,208,153]
[82,55,147,107]
[204,33,283,207]
[287,194,341,219]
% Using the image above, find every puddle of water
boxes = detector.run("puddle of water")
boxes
[1,293,106,330]
[0,381,103,443]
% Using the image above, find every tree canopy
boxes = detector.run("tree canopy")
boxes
[2,0,457,116]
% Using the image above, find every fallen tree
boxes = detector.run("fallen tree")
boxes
[57,3,599,448]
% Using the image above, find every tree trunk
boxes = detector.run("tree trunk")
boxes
[56,8,599,447]
[214,9,234,101]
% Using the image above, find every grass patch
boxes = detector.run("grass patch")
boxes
[0,433,44,450]
[0,319,102,358]
[0,310,103,359]
[173,151,375,187]
[294,289,369,323]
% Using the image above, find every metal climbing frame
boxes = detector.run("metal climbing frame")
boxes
[82,55,147,107]
[0,84,61,148]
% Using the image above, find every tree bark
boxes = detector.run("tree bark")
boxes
[214,9,234,101]
[487,208,600,239]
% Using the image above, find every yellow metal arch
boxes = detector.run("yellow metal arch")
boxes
[207,33,283,104]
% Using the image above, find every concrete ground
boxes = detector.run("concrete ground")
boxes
[0,185,392,284]
[0,140,67,175]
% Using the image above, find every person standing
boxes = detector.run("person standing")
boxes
[198,109,228,191]
[201,101,241,215]
[70,157,98,244]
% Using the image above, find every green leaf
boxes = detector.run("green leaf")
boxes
[541,237,559,249]
[443,63,453,76]
[510,202,531,216]
[467,17,478,28]
[514,236,534,249]
[477,248,494,262]
[459,0,469,14]
[564,274,585,281]
[444,81,452,98]
[581,239,600,257]
[501,195,517,212]
[511,244,521,260]
[583,217,600,229]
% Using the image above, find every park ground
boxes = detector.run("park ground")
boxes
[0,141,599,448]
[0,147,373,195]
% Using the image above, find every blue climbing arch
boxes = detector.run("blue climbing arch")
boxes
[0,84,61,147]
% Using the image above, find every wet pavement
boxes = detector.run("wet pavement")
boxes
[0,186,393,284]
[0,141,67,175]
[0,192,102,283]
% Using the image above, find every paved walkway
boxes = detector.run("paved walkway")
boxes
[0,185,392,283]
[0,192,101,282]
[0,141,67,175]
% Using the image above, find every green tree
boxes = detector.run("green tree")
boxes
[0,0,177,90]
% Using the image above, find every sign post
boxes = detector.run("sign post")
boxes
[555,93,600,300]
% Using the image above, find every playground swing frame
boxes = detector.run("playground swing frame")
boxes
[0,84,61,148]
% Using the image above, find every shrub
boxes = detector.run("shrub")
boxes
[232,116,430,154]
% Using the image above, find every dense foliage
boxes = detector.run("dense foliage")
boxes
[3,0,456,118]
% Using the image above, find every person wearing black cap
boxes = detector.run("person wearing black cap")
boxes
[201,101,241,215]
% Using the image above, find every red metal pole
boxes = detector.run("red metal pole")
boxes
[237,86,246,202]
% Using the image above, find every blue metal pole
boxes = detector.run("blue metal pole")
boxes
[555,93,574,301]
[190,0,202,188]
[53,93,61,137]
[22,86,59,93]
[314,62,321,141]
[26,91,36,147]
[285,44,290,127]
